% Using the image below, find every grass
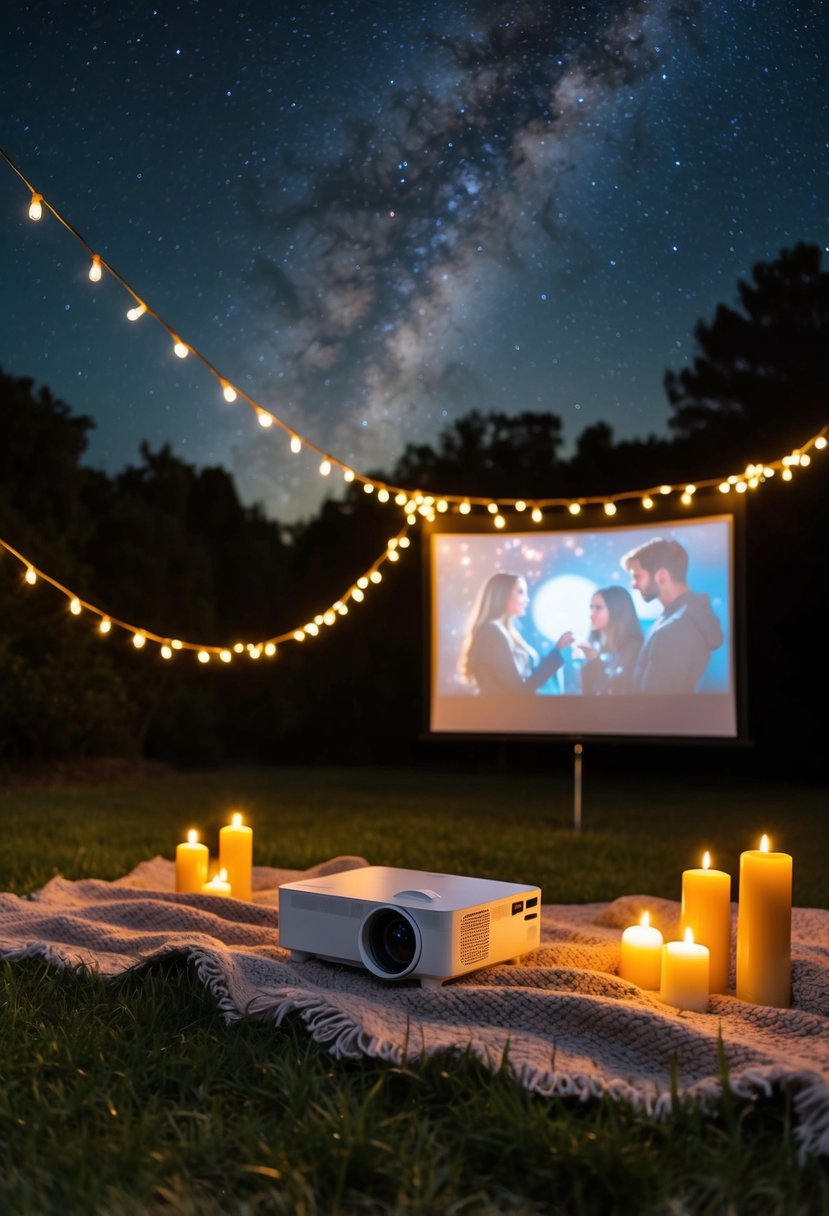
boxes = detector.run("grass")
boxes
[0,762,828,1214]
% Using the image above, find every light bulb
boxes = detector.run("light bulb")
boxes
[69,597,82,615]
[221,381,237,402]
[89,254,103,282]
[459,501,471,515]
[99,617,112,634]
[290,435,302,453]
[173,337,189,358]
[25,567,37,585]
[132,632,146,649]
[127,302,147,321]
[29,192,43,221]
[604,502,617,516]
[568,503,581,516]
[197,650,210,663]
[531,507,542,523]
[642,496,654,509]
[257,410,273,428]
[319,459,331,476]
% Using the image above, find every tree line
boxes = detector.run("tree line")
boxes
[1,243,827,778]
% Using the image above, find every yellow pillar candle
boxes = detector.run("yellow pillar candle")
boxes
[680,851,732,994]
[219,811,253,901]
[660,928,710,1012]
[619,911,663,989]
[175,829,209,893]
[736,834,792,1008]
[202,867,232,897]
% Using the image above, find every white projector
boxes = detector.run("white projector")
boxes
[278,865,541,987]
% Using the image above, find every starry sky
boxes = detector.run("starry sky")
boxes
[1,1,826,524]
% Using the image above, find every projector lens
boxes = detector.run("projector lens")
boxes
[359,907,421,978]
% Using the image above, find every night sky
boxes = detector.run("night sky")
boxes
[1,1,826,524]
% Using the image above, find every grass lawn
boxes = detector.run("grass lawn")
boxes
[0,762,827,1214]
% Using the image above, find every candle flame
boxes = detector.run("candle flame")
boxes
[640,911,650,928]
[683,927,694,945]
[231,812,243,827]
[219,868,228,881]
[760,834,770,853]
[702,850,711,870]
[187,829,198,845]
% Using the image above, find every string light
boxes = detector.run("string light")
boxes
[0,524,410,666]
[1,151,825,543]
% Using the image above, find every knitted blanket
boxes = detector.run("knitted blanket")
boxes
[1,855,827,1161]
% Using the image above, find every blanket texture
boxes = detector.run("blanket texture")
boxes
[1,855,827,1160]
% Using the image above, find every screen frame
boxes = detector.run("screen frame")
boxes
[421,496,749,747]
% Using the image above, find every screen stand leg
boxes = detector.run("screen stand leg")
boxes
[573,742,583,833]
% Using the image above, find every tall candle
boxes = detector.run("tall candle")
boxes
[219,811,253,901]
[680,851,732,994]
[202,867,232,898]
[619,912,663,989]
[660,928,710,1012]
[175,828,209,893]
[736,834,792,1008]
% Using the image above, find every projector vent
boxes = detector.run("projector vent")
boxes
[460,908,490,965]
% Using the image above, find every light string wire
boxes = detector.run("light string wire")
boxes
[1,150,826,662]
[2,147,825,527]
[0,525,411,662]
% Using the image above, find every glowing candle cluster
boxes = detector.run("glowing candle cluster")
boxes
[619,835,793,1012]
[174,813,254,900]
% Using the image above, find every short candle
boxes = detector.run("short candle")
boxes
[660,928,710,1013]
[736,834,792,1008]
[175,828,209,894]
[202,867,232,897]
[680,850,732,994]
[219,811,253,901]
[619,911,663,989]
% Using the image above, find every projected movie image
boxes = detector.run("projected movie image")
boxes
[429,515,737,739]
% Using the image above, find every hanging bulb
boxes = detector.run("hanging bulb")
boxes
[69,597,82,615]
[319,459,331,476]
[25,566,37,585]
[221,380,237,402]
[257,409,273,428]
[604,502,617,516]
[132,632,146,649]
[29,192,43,221]
[290,435,302,453]
[173,336,189,358]
[99,617,112,634]
[568,503,581,516]
[531,507,543,523]
[89,254,103,282]
[197,650,210,663]
[126,302,147,321]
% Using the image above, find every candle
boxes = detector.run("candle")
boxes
[175,829,209,893]
[660,928,710,1012]
[736,834,792,1008]
[219,811,253,901]
[202,867,232,898]
[619,911,664,989]
[680,850,732,994]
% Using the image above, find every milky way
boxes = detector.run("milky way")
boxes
[1,1,826,521]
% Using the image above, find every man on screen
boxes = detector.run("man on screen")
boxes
[621,538,724,694]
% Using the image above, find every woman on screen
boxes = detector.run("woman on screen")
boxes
[458,572,575,695]
[577,585,644,695]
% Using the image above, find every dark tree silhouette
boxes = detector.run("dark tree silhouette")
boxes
[665,243,828,463]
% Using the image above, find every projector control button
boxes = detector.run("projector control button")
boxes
[393,888,441,902]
